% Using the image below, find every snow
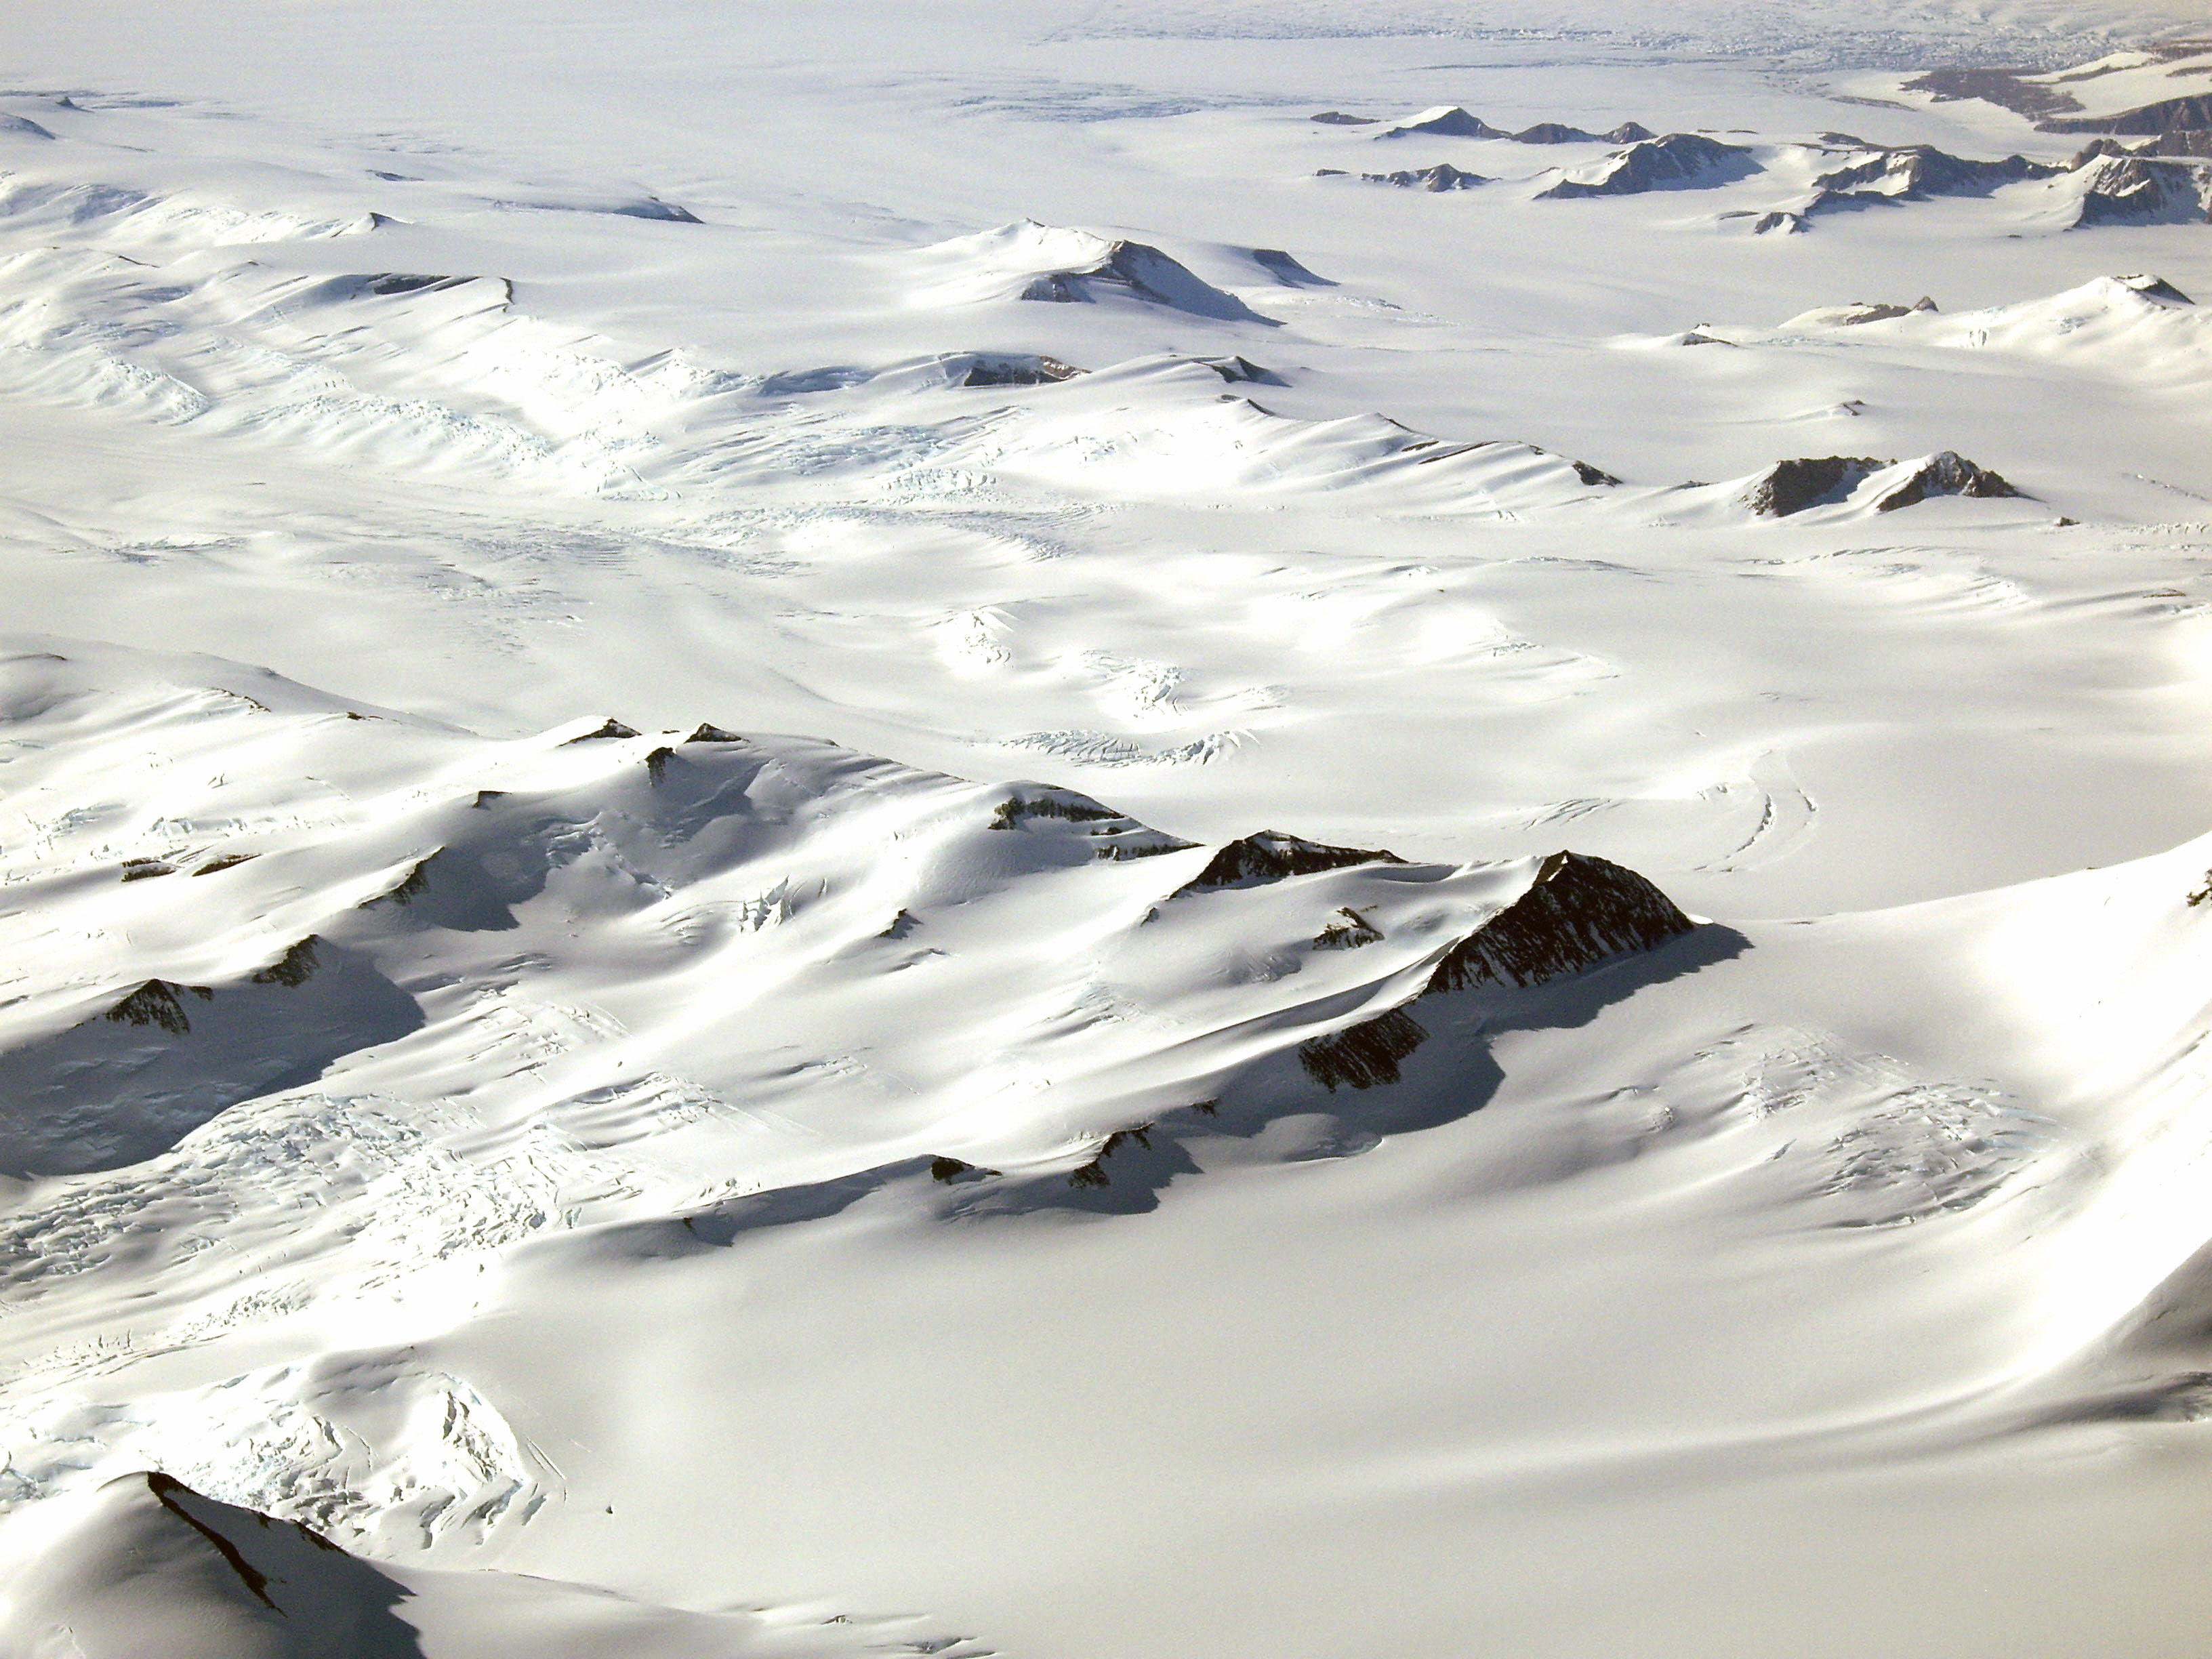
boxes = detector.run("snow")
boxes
[3,1,2212,1654]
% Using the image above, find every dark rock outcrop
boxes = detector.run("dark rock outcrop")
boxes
[1427,851,1694,993]
[104,979,212,1035]
[1870,451,2022,512]
[1311,110,1376,125]
[959,354,1083,386]
[248,937,320,987]
[1745,456,1884,516]
[2040,94,2212,136]
[563,718,639,743]
[1539,133,1754,199]
[1904,68,2082,120]
[1175,831,1406,896]
[2117,273,2194,305]
[1019,240,1270,324]
[1744,453,2020,516]
[1357,163,1486,191]
[1298,1007,1430,1092]
[1514,122,1599,144]
[2074,157,2212,224]
[1810,145,2056,207]
[1200,354,1288,386]
[1378,106,1506,140]
[1250,247,1333,286]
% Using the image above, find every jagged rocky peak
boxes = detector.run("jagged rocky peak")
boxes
[1427,851,1695,993]
[1744,453,2021,517]
[2074,156,2212,226]
[1174,830,1407,895]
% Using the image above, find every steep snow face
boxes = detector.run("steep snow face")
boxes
[5,5,2212,1658]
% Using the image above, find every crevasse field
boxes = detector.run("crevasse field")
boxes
[3,1,2212,1654]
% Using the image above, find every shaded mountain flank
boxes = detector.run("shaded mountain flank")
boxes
[0,938,423,1176]
[0,1471,422,1659]
[1744,452,2022,518]
[2072,155,2212,225]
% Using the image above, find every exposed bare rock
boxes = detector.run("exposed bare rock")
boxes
[1427,851,1694,993]
[991,789,1197,861]
[1298,1007,1429,1091]
[1174,831,1406,896]
[1309,110,1376,125]
[1539,133,1755,199]
[1870,451,2022,512]
[563,718,640,743]
[104,979,211,1035]
[2074,156,2212,224]
[1019,239,1271,323]
[1250,247,1333,286]
[1356,163,1486,191]
[958,354,1083,386]
[1744,453,2021,517]
[1904,68,2082,120]
[1199,354,1288,385]
[2041,93,2212,135]
[2116,272,2194,304]
[1514,122,1599,144]
[1809,145,2056,211]
[1378,106,1506,140]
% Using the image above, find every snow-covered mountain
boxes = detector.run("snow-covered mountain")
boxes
[4,3,2212,1656]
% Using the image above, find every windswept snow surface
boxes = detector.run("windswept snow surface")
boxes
[5,3,2212,1656]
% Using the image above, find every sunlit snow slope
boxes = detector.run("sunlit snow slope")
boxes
[4,3,2212,1656]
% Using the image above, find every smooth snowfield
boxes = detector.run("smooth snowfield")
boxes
[3,1,2212,1655]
